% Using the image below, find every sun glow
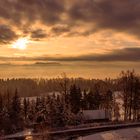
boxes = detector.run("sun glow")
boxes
[12,38,29,50]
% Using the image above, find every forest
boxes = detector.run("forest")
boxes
[0,70,140,135]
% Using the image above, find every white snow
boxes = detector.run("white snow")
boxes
[78,127,140,140]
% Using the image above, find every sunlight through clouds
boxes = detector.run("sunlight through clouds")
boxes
[12,37,29,50]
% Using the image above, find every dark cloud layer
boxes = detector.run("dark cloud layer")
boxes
[0,0,65,26]
[69,0,140,37]
[36,48,140,62]
[0,25,18,44]
[0,48,140,62]
[0,0,140,40]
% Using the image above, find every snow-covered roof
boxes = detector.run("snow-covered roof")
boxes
[82,110,110,120]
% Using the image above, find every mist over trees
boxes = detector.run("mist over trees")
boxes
[0,77,116,97]
[0,70,140,135]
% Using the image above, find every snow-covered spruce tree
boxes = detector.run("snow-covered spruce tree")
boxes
[35,97,46,124]
[23,98,30,123]
[81,90,88,110]
[69,84,82,114]
[0,94,4,133]
[9,89,23,132]
[0,94,3,113]
[54,95,66,127]
[0,91,13,134]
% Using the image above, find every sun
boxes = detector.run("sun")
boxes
[12,38,29,50]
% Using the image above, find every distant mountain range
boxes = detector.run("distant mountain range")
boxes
[0,62,62,66]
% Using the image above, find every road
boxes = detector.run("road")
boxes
[1,122,140,139]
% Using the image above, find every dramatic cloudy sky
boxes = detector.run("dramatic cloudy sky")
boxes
[0,0,140,78]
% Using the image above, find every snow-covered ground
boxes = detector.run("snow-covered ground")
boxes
[78,127,140,140]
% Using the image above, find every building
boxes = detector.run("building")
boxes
[82,110,111,123]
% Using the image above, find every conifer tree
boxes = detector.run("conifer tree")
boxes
[69,84,81,114]
[9,89,22,130]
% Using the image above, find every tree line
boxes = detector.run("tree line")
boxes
[0,76,116,97]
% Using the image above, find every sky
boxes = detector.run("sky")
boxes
[0,0,140,78]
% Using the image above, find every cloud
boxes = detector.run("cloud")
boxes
[0,48,139,62]
[80,48,140,62]
[34,62,61,66]
[51,25,71,36]
[0,25,18,44]
[68,0,140,38]
[0,0,140,40]
[31,29,47,40]
[0,0,66,41]
[38,48,140,62]
[0,0,65,26]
